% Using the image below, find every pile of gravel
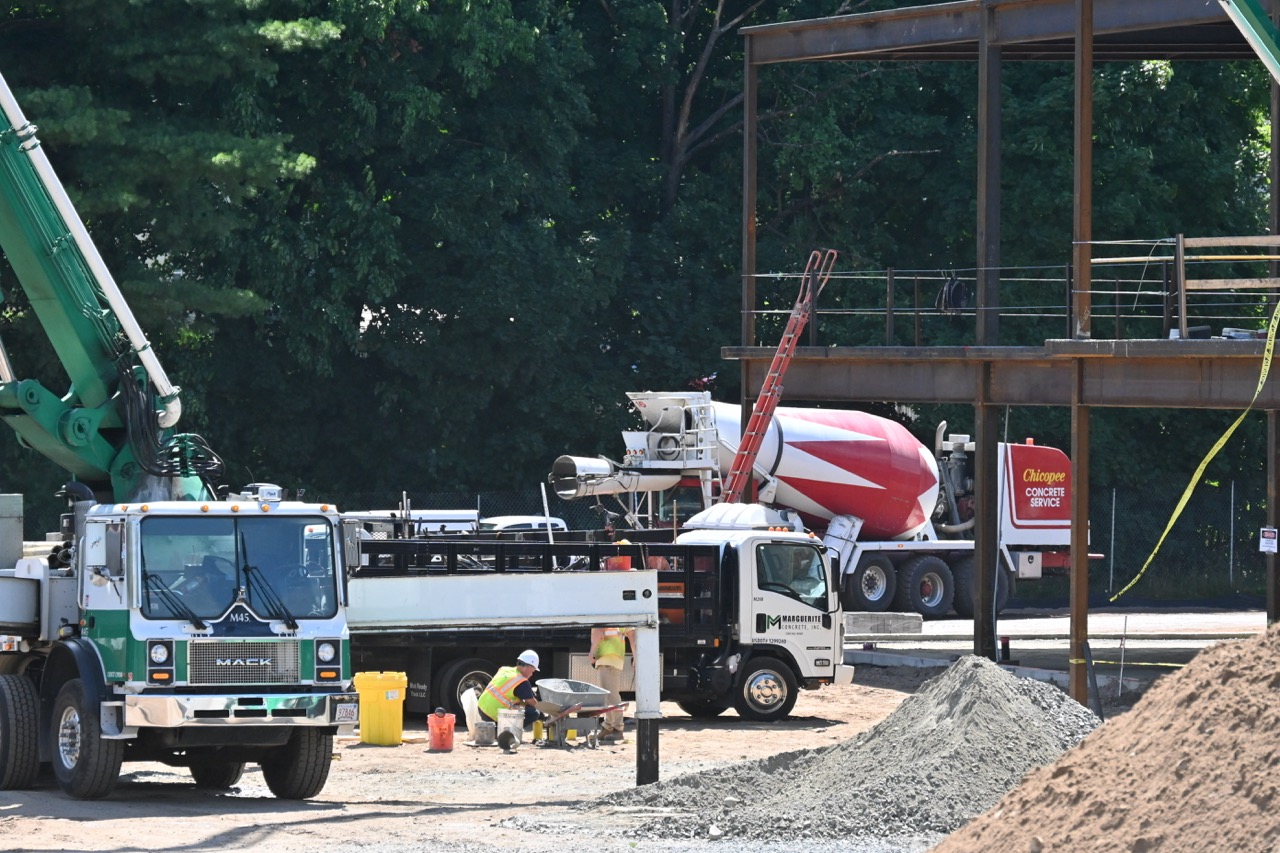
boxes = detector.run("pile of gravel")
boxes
[584,656,1099,845]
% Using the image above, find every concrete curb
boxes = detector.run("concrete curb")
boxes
[845,649,1147,696]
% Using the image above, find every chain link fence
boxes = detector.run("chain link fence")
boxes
[335,476,1272,608]
[19,476,1270,608]
[1020,474,1270,609]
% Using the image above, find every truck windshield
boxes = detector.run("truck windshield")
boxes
[755,542,829,609]
[139,515,338,622]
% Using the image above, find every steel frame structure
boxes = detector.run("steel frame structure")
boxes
[733,0,1280,702]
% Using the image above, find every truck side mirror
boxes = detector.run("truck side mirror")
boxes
[84,521,124,580]
[829,556,841,613]
[340,519,364,572]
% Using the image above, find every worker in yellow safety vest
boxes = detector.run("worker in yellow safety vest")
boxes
[477,649,541,726]
[590,625,635,743]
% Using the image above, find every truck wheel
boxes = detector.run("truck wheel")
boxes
[0,674,40,790]
[190,756,246,789]
[50,679,123,800]
[435,658,496,716]
[950,557,976,619]
[892,555,954,619]
[732,657,798,721]
[842,554,897,612]
[260,729,332,800]
[675,698,730,719]
[951,557,1010,618]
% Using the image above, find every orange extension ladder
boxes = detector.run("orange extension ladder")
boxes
[720,248,838,504]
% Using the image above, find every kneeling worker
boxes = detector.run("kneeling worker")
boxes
[477,649,542,727]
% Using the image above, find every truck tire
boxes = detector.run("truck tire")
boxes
[190,756,246,789]
[0,674,40,790]
[950,557,1010,619]
[732,656,798,721]
[842,554,897,612]
[261,729,333,800]
[950,556,976,618]
[892,555,954,619]
[50,679,123,800]
[435,658,497,716]
[675,698,731,719]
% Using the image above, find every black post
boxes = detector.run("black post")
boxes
[636,718,659,785]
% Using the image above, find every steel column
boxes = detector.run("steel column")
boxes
[973,373,999,661]
[977,2,1002,345]
[1072,0,1094,339]
[1069,362,1091,703]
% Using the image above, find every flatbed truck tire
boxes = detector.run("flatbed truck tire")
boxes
[261,729,332,800]
[732,656,798,721]
[435,657,497,717]
[675,698,730,719]
[50,679,123,800]
[0,674,40,790]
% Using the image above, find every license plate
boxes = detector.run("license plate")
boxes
[333,703,358,723]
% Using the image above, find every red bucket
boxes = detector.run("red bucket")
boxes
[428,711,455,752]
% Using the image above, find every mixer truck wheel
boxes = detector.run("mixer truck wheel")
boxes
[0,674,40,790]
[843,554,897,612]
[261,729,333,799]
[950,557,976,619]
[891,556,954,619]
[50,679,123,799]
[733,657,798,721]
[950,557,1011,618]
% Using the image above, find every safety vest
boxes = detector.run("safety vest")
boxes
[594,627,626,664]
[477,666,528,721]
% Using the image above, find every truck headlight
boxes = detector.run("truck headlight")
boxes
[150,643,170,664]
[317,641,337,663]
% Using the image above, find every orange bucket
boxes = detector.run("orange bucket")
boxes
[428,710,455,752]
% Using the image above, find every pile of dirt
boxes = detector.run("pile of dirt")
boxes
[586,656,1099,846]
[931,627,1280,853]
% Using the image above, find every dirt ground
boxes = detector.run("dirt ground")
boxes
[0,667,948,853]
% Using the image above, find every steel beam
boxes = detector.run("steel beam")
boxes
[724,341,1280,409]
[741,0,1261,64]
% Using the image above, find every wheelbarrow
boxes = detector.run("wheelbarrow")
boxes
[534,697,628,748]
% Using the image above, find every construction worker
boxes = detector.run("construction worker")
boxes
[477,649,541,726]
[589,625,635,743]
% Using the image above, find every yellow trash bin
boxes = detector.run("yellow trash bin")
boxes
[353,671,407,746]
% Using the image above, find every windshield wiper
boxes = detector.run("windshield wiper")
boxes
[241,558,299,630]
[142,569,207,630]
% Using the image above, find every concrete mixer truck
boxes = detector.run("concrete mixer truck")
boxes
[550,391,1075,619]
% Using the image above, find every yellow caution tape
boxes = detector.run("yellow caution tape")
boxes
[1110,299,1280,603]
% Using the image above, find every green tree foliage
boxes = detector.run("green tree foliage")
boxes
[0,0,1272,536]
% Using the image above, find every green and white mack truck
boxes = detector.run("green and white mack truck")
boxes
[0,70,358,800]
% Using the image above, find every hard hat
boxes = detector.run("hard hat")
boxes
[517,649,540,670]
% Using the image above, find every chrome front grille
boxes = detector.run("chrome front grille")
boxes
[187,640,301,686]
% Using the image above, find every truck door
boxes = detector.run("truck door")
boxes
[747,541,839,677]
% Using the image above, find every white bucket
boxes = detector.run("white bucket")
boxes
[497,709,524,745]
[473,720,496,746]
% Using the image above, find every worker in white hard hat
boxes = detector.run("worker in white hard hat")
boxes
[477,649,542,727]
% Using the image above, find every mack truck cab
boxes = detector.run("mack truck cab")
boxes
[0,486,358,799]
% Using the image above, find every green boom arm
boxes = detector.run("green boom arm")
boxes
[0,70,218,502]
